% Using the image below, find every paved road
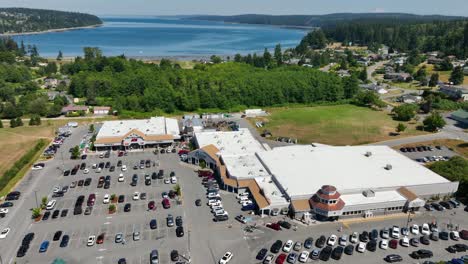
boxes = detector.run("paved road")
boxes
[367,61,387,84]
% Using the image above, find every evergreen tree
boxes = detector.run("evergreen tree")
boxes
[396,123,407,133]
[429,73,439,87]
[0,120,3,128]
[263,48,272,67]
[15,117,23,127]
[274,44,283,65]
[423,112,446,132]
[359,67,368,82]
[9,118,16,128]
[19,40,26,56]
[449,66,464,85]
[57,50,63,61]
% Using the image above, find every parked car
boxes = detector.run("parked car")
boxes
[271,240,283,253]
[410,249,433,259]
[384,254,403,263]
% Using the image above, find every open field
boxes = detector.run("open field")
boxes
[423,63,468,86]
[394,139,468,158]
[0,117,115,191]
[252,104,426,145]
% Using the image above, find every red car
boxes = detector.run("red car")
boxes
[148,201,156,210]
[117,151,124,157]
[96,233,105,244]
[460,230,468,240]
[198,170,213,177]
[276,253,286,264]
[266,223,281,231]
[178,149,189,155]
[87,194,96,206]
[389,239,398,249]
[162,198,170,209]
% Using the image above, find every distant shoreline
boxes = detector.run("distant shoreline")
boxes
[0,24,102,36]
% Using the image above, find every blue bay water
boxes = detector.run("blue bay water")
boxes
[12,17,307,58]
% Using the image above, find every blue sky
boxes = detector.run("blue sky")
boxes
[2,0,468,16]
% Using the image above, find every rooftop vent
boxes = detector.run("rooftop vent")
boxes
[385,164,393,170]
[365,151,372,157]
[362,190,375,197]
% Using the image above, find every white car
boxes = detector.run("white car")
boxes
[0,228,10,239]
[238,196,250,203]
[118,174,125,182]
[53,185,61,193]
[214,211,228,217]
[207,193,220,199]
[381,229,390,239]
[219,251,233,264]
[87,235,96,246]
[96,168,102,173]
[380,239,388,249]
[357,242,366,253]
[46,200,56,210]
[241,200,253,207]
[283,240,293,252]
[121,165,127,171]
[211,206,224,212]
[299,251,309,262]
[401,236,409,247]
[339,235,347,246]
[0,208,9,214]
[236,193,249,199]
[103,194,110,204]
[410,224,420,235]
[170,176,177,184]
[83,168,89,174]
[209,201,222,208]
[421,223,430,235]
[32,164,44,170]
[451,231,460,240]
[212,208,225,215]
[350,232,358,243]
[391,226,400,239]
[92,164,97,169]
[164,178,170,184]
[207,199,220,206]
[327,235,337,246]
[133,192,140,201]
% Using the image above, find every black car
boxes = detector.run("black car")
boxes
[270,240,283,253]
[124,203,131,212]
[150,219,157,229]
[367,240,377,252]
[6,191,21,200]
[105,175,111,183]
[145,179,151,186]
[60,209,68,217]
[316,235,326,248]
[105,161,111,168]
[63,170,70,176]
[447,244,468,253]
[22,233,35,245]
[195,199,202,206]
[344,245,354,255]
[75,195,85,206]
[110,166,115,172]
[304,237,314,249]
[176,226,184,237]
[176,216,183,227]
[430,232,439,241]
[117,160,122,167]
[84,178,92,186]
[256,248,268,260]
[439,231,449,240]
[214,214,228,222]
[360,231,369,242]
[319,246,332,261]
[42,211,50,221]
[420,235,430,245]
[73,206,82,215]
[170,250,179,261]
[118,258,126,264]
[53,231,62,241]
[1,202,14,208]
[104,182,110,189]
[431,202,444,211]
[80,163,86,170]
[151,172,158,180]
[331,246,344,260]
[440,201,453,210]
[52,210,60,219]
[384,254,403,263]
[370,229,379,240]
[81,154,87,160]
[410,249,433,259]
[158,169,164,178]
[278,220,292,229]
[118,195,125,203]
[16,246,27,257]
[60,235,69,247]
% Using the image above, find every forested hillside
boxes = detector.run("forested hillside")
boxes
[319,20,468,58]
[189,13,463,27]
[0,8,102,34]
[62,48,360,113]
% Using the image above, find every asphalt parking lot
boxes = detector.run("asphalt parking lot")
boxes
[397,145,458,163]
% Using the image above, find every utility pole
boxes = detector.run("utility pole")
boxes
[34,190,39,208]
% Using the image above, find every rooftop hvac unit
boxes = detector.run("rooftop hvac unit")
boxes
[385,164,392,170]
[365,151,372,157]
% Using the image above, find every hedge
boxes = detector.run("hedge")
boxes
[0,139,48,193]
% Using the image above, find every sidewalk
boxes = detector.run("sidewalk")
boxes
[339,213,410,228]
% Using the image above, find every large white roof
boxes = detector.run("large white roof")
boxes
[97,117,180,139]
[222,153,270,180]
[258,145,450,199]
[194,128,265,156]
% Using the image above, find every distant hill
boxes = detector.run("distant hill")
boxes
[0,8,102,34]
[188,13,465,28]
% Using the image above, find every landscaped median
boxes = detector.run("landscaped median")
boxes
[0,139,49,197]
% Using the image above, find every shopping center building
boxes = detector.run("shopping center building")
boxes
[188,129,459,220]
[94,117,180,151]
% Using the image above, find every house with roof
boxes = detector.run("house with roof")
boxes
[61,105,89,115]
[450,109,468,127]
[439,84,468,101]
[384,72,411,82]
[93,106,111,115]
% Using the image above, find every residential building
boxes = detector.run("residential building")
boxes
[93,106,111,115]
[94,117,180,151]
[450,109,468,126]
[384,72,411,82]
[398,94,423,104]
[439,84,468,101]
[61,105,89,115]
[360,83,388,94]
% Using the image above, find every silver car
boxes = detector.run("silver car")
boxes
[150,250,159,264]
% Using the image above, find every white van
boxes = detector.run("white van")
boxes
[46,200,56,210]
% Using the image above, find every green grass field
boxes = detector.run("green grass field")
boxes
[253,104,425,145]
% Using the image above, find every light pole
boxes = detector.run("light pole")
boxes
[34,190,39,208]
